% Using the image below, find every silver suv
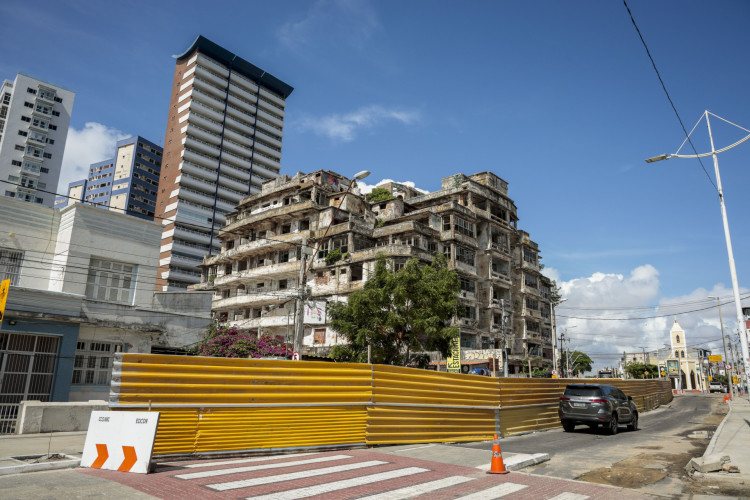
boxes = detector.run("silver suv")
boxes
[559,384,638,435]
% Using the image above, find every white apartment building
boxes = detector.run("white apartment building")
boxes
[154,36,293,291]
[0,74,74,206]
[0,196,211,422]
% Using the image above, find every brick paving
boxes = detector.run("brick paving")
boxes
[78,449,655,499]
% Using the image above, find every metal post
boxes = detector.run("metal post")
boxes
[706,113,750,402]
[711,296,736,399]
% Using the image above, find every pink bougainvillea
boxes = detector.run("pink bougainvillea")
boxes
[195,324,289,358]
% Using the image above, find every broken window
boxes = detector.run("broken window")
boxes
[350,263,363,281]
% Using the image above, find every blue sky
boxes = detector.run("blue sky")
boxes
[2,0,749,370]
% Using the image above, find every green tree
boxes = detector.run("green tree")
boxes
[550,280,564,306]
[366,187,393,203]
[193,323,289,358]
[625,362,659,379]
[329,253,460,367]
[562,350,594,377]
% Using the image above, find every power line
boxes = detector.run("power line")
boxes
[623,0,717,192]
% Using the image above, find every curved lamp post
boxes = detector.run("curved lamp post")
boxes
[646,111,750,401]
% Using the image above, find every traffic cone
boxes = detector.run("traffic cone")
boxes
[723,394,728,403]
[488,434,509,474]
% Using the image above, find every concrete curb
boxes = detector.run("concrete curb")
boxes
[704,401,732,456]
[505,452,550,471]
[475,452,550,472]
[0,455,81,476]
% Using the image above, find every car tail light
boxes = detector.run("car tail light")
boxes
[589,399,608,404]
[559,397,570,401]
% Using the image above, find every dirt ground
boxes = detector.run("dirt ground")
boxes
[574,404,748,498]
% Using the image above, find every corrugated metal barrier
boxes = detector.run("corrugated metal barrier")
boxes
[110,354,673,458]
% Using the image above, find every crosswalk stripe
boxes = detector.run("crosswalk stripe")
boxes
[355,475,473,500]
[175,454,353,480]
[207,460,390,491]
[451,482,528,499]
[244,467,430,500]
[548,493,589,500]
[166,452,318,469]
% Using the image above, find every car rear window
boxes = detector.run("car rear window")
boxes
[563,386,602,397]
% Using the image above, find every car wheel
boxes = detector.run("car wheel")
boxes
[607,413,618,435]
[627,412,638,431]
[562,421,575,432]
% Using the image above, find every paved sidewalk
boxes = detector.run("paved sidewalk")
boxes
[702,397,750,481]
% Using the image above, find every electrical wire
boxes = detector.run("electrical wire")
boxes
[623,0,718,192]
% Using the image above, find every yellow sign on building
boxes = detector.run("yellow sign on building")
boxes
[708,355,723,362]
[447,337,461,373]
[0,279,9,322]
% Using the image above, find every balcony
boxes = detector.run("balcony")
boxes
[212,289,297,310]
[489,241,511,256]
[214,261,299,287]
[183,148,218,170]
[204,231,310,266]
[223,200,316,234]
[184,136,220,157]
[194,64,229,89]
[174,225,211,245]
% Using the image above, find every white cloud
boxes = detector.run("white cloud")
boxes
[58,122,129,193]
[297,105,419,142]
[554,265,746,373]
[357,178,429,195]
[277,0,380,50]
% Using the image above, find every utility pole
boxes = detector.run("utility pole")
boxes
[501,299,508,377]
[709,296,736,399]
[293,252,308,357]
[639,346,648,378]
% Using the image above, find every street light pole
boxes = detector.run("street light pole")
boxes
[646,111,750,402]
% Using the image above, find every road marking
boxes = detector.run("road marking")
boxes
[452,482,528,499]
[392,444,436,453]
[244,467,430,500]
[548,494,589,500]
[355,475,473,499]
[207,460,390,491]
[165,452,318,469]
[175,454,353,480]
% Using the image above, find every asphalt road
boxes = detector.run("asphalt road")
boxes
[450,393,725,497]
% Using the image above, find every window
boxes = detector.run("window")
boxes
[460,278,475,294]
[40,167,49,173]
[455,246,475,266]
[72,341,121,385]
[523,249,537,264]
[85,258,137,304]
[11,160,21,166]
[454,217,475,237]
[21,116,30,123]
[525,297,539,311]
[14,145,24,151]
[27,87,37,94]
[676,335,680,343]
[0,247,23,285]
[24,101,33,108]
[52,110,60,117]
[278,279,287,290]
[17,130,27,137]
[313,328,326,344]
[43,152,52,159]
